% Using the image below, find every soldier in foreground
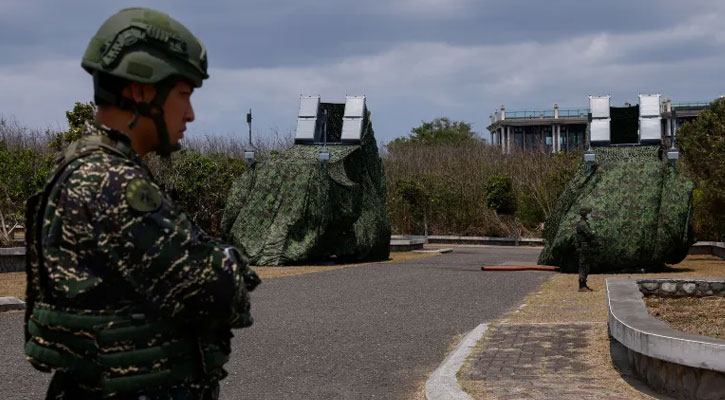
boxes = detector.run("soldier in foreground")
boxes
[576,207,594,292]
[23,8,260,399]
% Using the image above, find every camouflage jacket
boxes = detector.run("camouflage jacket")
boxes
[575,219,594,246]
[34,122,257,324]
[26,123,259,396]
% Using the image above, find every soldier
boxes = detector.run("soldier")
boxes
[576,207,594,292]
[23,8,260,399]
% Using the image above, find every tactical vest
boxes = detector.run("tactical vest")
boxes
[24,133,230,395]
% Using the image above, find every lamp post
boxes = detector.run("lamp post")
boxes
[667,108,679,166]
[244,108,255,167]
[584,112,596,170]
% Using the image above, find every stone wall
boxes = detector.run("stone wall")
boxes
[627,348,725,400]
[638,278,725,297]
[0,248,24,273]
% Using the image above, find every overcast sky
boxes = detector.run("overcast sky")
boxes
[1,1,724,143]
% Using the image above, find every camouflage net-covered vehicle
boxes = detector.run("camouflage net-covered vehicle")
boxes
[538,145,695,273]
[221,103,390,266]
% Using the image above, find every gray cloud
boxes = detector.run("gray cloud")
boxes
[1,1,724,142]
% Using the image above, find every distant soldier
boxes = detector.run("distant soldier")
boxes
[576,207,594,292]
[24,8,260,399]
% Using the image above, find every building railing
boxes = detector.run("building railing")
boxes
[660,102,711,113]
[491,108,589,122]
[492,101,714,124]
[558,108,589,118]
[672,102,710,110]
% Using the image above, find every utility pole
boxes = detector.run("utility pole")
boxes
[246,108,253,148]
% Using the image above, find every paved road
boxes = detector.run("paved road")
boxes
[0,246,549,399]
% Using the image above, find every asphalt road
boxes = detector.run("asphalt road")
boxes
[0,246,549,400]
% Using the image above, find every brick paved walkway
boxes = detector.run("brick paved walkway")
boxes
[463,323,640,399]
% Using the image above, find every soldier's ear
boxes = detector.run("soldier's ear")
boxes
[123,82,157,104]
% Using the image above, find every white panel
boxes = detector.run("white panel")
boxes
[298,96,320,117]
[295,119,316,141]
[639,118,661,141]
[341,118,363,142]
[639,94,661,117]
[344,96,366,117]
[590,119,610,142]
[589,96,611,119]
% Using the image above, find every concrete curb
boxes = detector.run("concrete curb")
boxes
[0,297,26,312]
[607,278,725,371]
[425,323,488,400]
[414,248,453,254]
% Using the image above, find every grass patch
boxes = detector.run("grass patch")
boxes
[645,295,725,340]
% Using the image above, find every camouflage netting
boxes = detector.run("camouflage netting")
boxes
[220,114,390,265]
[538,145,695,273]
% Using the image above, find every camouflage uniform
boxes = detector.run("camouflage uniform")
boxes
[575,217,594,289]
[25,122,259,399]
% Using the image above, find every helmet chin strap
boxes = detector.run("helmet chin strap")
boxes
[96,73,179,158]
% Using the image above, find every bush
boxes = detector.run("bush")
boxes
[383,139,581,237]
[145,150,246,238]
[485,175,516,215]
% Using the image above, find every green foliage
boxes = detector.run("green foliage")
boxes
[397,179,428,209]
[678,98,725,240]
[485,175,516,215]
[146,150,246,238]
[0,140,54,245]
[49,102,96,152]
[391,117,477,146]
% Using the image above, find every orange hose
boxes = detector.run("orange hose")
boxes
[481,265,557,271]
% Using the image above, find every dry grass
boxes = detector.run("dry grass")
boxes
[0,272,25,299]
[460,255,725,399]
[0,252,440,299]
[645,295,725,340]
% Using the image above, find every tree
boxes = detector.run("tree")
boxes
[392,117,478,145]
[49,102,96,152]
[677,97,725,240]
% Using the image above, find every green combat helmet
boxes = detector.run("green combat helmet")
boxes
[81,7,208,156]
[579,207,592,216]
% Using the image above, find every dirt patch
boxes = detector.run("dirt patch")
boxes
[645,295,725,340]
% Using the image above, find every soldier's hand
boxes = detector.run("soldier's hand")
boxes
[242,268,261,292]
